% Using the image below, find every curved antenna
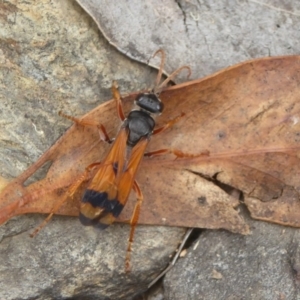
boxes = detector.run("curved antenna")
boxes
[154,65,191,94]
[153,49,166,88]
[149,49,192,94]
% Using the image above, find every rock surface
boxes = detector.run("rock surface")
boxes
[164,213,300,300]
[0,1,185,299]
[1,0,300,299]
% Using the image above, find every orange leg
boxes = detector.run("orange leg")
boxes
[153,112,185,135]
[59,111,112,144]
[149,112,209,159]
[111,81,125,121]
[125,180,143,273]
[145,148,209,159]
[60,80,126,141]
[30,162,102,237]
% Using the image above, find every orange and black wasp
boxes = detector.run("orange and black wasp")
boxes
[32,50,201,271]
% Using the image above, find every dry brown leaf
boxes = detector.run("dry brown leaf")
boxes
[1,56,300,234]
[0,177,9,193]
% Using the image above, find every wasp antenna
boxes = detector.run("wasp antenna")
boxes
[152,49,166,90]
[156,65,191,93]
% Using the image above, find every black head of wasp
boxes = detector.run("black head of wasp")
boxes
[31,50,205,272]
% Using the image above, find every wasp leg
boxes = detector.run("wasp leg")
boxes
[30,162,102,237]
[153,112,185,135]
[59,111,112,144]
[150,112,209,158]
[125,180,143,273]
[111,81,125,121]
[144,148,210,159]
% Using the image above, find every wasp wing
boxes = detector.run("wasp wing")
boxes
[79,128,128,228]
[79,128,149,229]
[117,137,148,205]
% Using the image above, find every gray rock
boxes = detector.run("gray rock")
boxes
[164,214,300,300]
[1,0,300,299]
[0,1,185,299]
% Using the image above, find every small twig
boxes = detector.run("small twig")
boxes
[249,0,300,17]
[148,228,194,288]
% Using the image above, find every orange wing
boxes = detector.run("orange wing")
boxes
[79,127,149,228]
